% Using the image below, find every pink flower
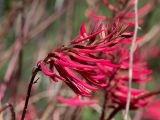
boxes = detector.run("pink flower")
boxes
[110,85,149,109]
[56,96,97,106]
[144,99,160,120]
[103,0,152,26]
[39,15,153,108]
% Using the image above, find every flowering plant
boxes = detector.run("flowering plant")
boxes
[20,1,160,120]
[0,0,160,120]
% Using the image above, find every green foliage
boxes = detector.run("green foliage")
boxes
[80,108,99,120]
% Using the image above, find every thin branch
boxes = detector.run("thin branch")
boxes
[100,93,108,120]
[0,5,65,102]
[0,103,16,120]
[20,67,40,120]
[40,83,62,120]
[124,0,139,120]
[139,23,160,47]
[133,83,146,120]
[15,89,55,112]
[0,7,65,68]
[134,89,160,100]
[0,2,24,100]
[10,4,25,104]
[0,1,22,42]
[63,0,75,45]
[71,107,81,120]
[40,101,56,120]
[28,8,66,40]
[106,106,121,120]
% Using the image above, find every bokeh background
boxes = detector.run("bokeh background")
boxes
[0,0,160,120]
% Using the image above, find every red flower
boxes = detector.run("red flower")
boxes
[103,0,152,26]
[56,96,97,106]
[39,16,152,108]
[144,99,160,120]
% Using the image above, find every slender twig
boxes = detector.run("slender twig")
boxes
[133,83,146,120]
[8,104,16,120]
[11,50,23,104]
[0,1,22,42]
[40,101,56,120]
[106,106,121,120]
[139,24,160,47]
[28,8,66,40]
[40,85,62,120]
[0,2,24,100]
[132,90,160,120]
[125,0,139,120]
[71,107,81,120]
[0,7,65,68]
[100,93,108,120]
[99,68,118,120]
[11,4,24,104]
[20,67,40,120]
[63,0,75,46]
[135,89,160,100]
[0,103,16,120]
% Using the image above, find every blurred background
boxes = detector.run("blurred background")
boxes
[0,0,160,120]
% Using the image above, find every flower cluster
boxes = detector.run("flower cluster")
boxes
[39,16,152,108]
[103,0,152,25]
[144,99,160,120]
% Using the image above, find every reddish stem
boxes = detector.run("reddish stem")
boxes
[0,103,16,120]
[21,67,40,120]
[100,93,108,120]
[106,106,121,120]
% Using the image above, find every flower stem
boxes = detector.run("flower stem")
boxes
[21,67,40,120]
[125,0,139,119]
[135,89,160,100]
[0,103,16,120]
[100,93,108,120]
[106,106,121,120]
